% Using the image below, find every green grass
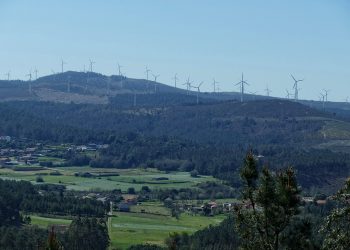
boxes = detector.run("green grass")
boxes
[30,215,71,228]
[27,205,226,250]
[0,167,219,192]
[109,212,225,249]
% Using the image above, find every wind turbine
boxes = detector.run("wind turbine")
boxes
[89,59,95,72]
[172,73,178,88]
[183,76,192,95]
[319,92,326,111]
[5,71,10,81]
[235,73,249,102]
[345,97,349,103]
[285,89,292,99]
[264,85,272,97]
[61,59,66,73]
[213,78,219,93]
[152,73,160,93]
[117,63,123,76]
[192,81,203,104]
[145,66,151,92]
[26,70,32,94]
[291,74,303,100]
[33,68,38,80]
[323,89,330,102]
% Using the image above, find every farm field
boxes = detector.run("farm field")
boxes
[0,167,219,191]
[110,211,226,249]
[29,203,226,250]
[30,215,72,228]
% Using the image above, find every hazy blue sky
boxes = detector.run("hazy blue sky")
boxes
[1,0,349,101]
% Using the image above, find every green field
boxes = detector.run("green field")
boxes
[30,215,72,228]
[29,203,226,250]
[110,211,225,249]
[0,167,218,191]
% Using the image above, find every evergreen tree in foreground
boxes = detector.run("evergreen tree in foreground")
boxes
[320,179,350,250]
[234,151,301,250]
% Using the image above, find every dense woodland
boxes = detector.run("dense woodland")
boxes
[1,99,350,191]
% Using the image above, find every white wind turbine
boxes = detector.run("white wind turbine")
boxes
[234,73,249,102]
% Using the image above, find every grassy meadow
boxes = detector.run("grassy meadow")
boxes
[0,166,218,191]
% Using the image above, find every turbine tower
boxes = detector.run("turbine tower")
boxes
[319,92,326,111]
[191,81,203,104]
[26,71,32,95]
[89,59,95,72]
[323,89,330,102]
[235,73,249,102]
[291,74,303,100]
[33,68,38,80]
[213,78,219,93]
[120,73,124,89]
[285,89,292,99]
[5,71,10,81]
[183,76,192,95]
[61,59,66,73]
[145,66,151,92]
[264,85,272,97]
[117,63,123,76]
[152,73,160,93]
[172,73,178,88]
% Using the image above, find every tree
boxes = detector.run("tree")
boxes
[320,179,350,250]
[234,151,301,250]
[63,217,109,250]
[190,170,199,178]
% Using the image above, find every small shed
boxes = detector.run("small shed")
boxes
[119,203,130,212]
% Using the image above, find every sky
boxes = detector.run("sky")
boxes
[0,0,349,101]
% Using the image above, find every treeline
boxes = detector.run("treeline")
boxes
[0,217,109,250]
[0,178,110,249]
[90,134,350,191]
[0,180,108,217]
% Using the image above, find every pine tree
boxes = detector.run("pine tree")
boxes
[234,151,301,250]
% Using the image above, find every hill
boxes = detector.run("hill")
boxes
[1,99,350,193]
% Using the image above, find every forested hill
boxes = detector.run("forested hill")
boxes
[0,99,340,146]
[1,99,350,192]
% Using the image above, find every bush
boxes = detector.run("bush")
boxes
[128,187,135,194]
[190,170,199,178]
[36,176,44,183]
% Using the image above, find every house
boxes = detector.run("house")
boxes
[316,199,327,205]
[122,194,138,205]
[119,203,130,212]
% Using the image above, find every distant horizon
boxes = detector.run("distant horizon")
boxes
[1,1,349,101]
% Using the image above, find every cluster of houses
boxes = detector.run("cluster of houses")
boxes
[0,146,44,167]
[0,136,108,169]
